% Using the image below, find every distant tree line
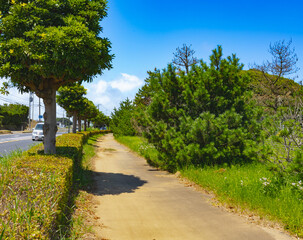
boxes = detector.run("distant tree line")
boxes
[57,83,110,132]
[56,118,73,126]
[0,103,29,130]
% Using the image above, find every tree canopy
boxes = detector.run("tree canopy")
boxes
[57,83,87,133]
[0,0,113,153]
[93,110,110,128]
[110,98,136,136]
[129,46,263,171]
[0,103,28,129]
[79,98,98,131]
[0,0,112,94]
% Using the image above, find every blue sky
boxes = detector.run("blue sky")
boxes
[1,0,303,118]
[84,0,303,115]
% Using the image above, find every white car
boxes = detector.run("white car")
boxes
[32,123,44,141]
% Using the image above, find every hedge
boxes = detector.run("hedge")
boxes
[0,130,110,239]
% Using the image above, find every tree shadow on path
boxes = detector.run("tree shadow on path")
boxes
[88,172,147,196]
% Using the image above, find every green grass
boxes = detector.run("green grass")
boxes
[0,148,23,168]
[181,164,303,236]
[115,135,161,167]
[115,135,303,238]
[68,133,103,239]
[115,135,145,152]
[82,134,101,170]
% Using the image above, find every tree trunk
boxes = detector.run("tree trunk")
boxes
[84,119,87,131]
[43,89,57,154]
[73,112,77,133]
[78,117,82,132]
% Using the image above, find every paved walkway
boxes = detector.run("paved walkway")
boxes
[92,134,294,240]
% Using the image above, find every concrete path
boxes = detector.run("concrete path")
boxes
[92,134,294,240]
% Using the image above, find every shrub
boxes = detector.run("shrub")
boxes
[262,100,303,181]
[110,98,136,136]
[135,46,264,172]
[0,130,103,238]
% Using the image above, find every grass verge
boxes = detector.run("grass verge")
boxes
[115,135,303,238]
[0,148,23,168]
[115,136,161,167]
[181,164,303,237]
[67,133,102,239]
[0,130,12,134]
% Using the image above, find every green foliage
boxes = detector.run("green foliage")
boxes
[0,148,23,168]
[0,103,28,129]
[262,104,303,181]
[181,164,303,237]
[246,69,302,112]
[56,117,72,126]
[57,83,89,132]
[135,46,264,171]
[57,83,102,130]
[110,98,136,136]
[0,0,113,93]
[57,83,87,115]
[92,110,110,128]
[79,98,99,127]
[0,0,113,153]
[177,109,262,167]
[0,130,103,238]
[115,135,161,168]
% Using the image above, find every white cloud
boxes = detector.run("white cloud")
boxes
[110,73,143,92]
[85,73,144,115]
[95,95,111,106]
[95,80,108,94]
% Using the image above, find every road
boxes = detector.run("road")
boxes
[0,131,66,156]
[0,133,39,156]
[92,134,295,240]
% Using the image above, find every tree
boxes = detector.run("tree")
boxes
[110,98,136,136]
[0,103,28,129]
[57,83,87,133]
[0,0,113,153]
[56,117,72,126]
[253,40,299,112]
[172,44,197,74]
[79,99,98,131]
[92,110,110,128]
[135,46,263,171]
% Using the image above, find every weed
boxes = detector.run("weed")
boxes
[181,164,303,237]
[116,136,160,167]
[0,148,23,168]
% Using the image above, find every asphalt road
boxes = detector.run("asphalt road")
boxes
[0,132,66,156]
[0,133,38,156]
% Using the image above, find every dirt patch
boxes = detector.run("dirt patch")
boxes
[102,148,116,152]
[71,191,101,239]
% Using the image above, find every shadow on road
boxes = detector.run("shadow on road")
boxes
[90,172,147,196]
